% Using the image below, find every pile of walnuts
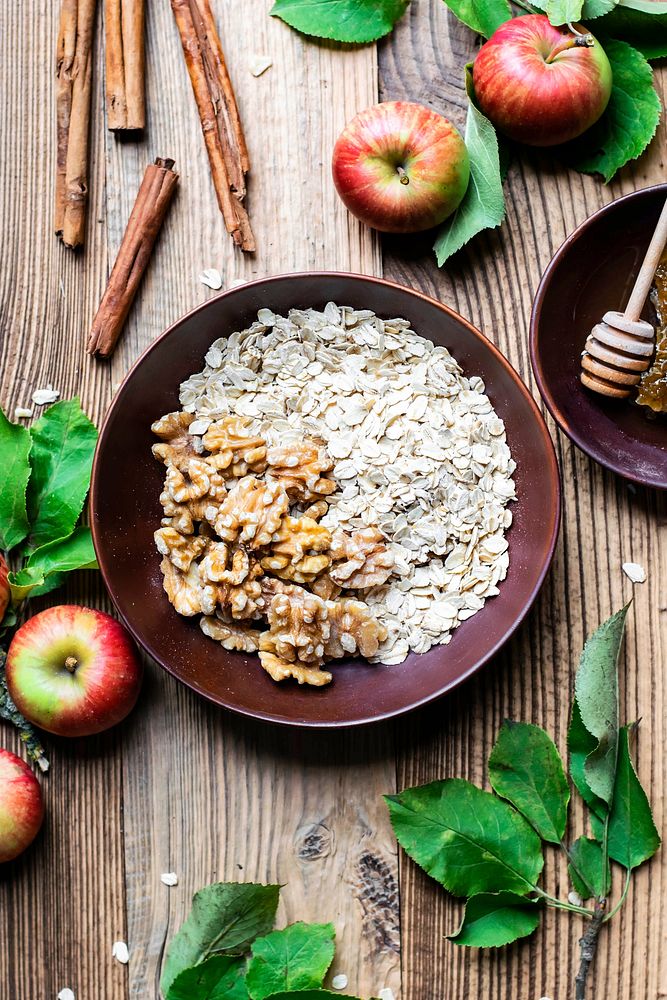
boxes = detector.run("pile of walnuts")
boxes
[152,412,394,686]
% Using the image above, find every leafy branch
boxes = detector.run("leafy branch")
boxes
[386,606,660,998]
[160,882,377,999]
[0,400,99,766]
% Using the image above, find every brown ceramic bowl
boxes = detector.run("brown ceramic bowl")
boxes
[91,273,560,727]
[531,184,667,490]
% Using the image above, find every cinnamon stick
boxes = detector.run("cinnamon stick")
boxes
[87,158,179,358]
[55,0,97,249]
[105,0,145,130]
[170,0,255,251]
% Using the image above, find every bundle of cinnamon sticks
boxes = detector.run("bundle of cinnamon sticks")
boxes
[55,0,255,358]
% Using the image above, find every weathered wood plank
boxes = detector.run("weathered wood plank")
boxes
[380,3,666,999]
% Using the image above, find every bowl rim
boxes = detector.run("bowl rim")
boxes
[91,270,561,727]
[529,182,667,491]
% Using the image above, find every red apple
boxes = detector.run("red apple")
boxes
[0,554,9,622]
[473,15,612,147]
[0,748,44,862]
[6,606,142,737]
[332,101,470,233]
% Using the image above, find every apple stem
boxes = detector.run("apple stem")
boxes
[64,656,78,673]
[396,166,410,186]
[546,33,594,62]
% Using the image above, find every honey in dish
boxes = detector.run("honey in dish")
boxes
[637,251,667,414]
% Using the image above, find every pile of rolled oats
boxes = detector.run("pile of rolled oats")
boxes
[172,303,516,671]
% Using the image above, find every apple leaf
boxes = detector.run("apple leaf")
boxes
[581,0,619,18]
[589,725,661,870]
[488,721,570,844]
[562,38,660,182]
[568,837,610,900]
[385,778,544,897]
[545,0,584,26]
[568,700,607,819]
[440,0,511,38]
[586,5,667,58]
[0,408,32,552]
[24,399,98,553]
[433,66,505,267]
[448,892,541,947]
[246,922,335,999]
[270,0,410,43]
[8,526,98,603]
[167,956,249,1000]
[160,883,280,996]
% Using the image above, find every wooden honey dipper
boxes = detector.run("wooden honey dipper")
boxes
[580,195,667,399]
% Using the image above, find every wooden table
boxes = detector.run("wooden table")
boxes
[1,3,665,998]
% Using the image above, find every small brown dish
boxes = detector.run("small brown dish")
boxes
[90,273,560,727]
[530,184,667,490]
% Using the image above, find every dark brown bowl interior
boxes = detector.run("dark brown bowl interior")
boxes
[91,273,560,727]
[530,184,667,490]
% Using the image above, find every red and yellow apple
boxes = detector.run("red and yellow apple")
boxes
[0,748,44,863]
[332,101,470,233]
[473,15,612,147]
[6,606,142,737]
[0,554,9,622]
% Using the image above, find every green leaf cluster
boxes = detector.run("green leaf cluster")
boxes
[270,0,410,43]
[0,400,98,610]
[161,883,367,1000]
[387,608,660,949]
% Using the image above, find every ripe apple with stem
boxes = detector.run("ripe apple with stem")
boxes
[6,606,142,737]
[473,15,612,147]
[0,748,44,862]
[332,101,470,233]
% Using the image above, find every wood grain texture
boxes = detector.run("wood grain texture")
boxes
[380,3,666,998]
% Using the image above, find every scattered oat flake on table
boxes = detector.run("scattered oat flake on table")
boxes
[160,872,178,886]
[32,386,60,405]
[199,268,223,290]
[14,406,34,418]
[57,990,75,1000]
[378,990,395,1000]
[568,891,583,907]
[622,561,646,584]
[229,278,248,288]
[112,941,129,964]
[249,55,272,77]
[332,974,348,990]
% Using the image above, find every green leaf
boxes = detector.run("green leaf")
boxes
[0,408,32,551]
[8,527,97,603]
[586,5,667,58]
[448,891,541,947]
[573,606,628,805]
[166,956,249,1000]
[386,778,544,897]
[25,399,98,552]
[562,39,660,182]
[270,0,410,42]
[489,721,570,844]
[568,837,609,900]
[160,883,280,996]
[246,922,335,999]
[546,0,584,26]
[434,66,505,267]
[581,0,618,18]
[590,726,661,870]
[440,0,511,37]
[567,700,607,818]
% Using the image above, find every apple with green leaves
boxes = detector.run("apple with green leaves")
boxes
[332,100,470,233]
[6,606,142,737]
[473,15,612,147]
[0,748,44,862]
